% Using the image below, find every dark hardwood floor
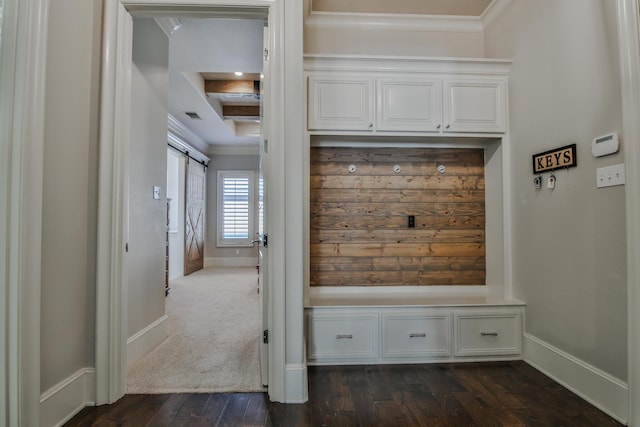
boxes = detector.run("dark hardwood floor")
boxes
[65,361,623,426]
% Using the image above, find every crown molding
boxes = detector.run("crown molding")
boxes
[304,0,513,33]
[304,0,484,33]
[481,0,513,28]
[207,145,260,156]
[154,17,182,37]
[167,113,208,150]
[167,114,210,163]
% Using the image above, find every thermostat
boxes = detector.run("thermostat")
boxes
[592,132,619,157]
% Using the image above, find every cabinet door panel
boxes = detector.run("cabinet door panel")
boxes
[308,75,374,131]
[444,79,506,133]
[377,79,442,132]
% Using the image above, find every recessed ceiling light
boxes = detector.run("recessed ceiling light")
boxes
[234,71,244,77]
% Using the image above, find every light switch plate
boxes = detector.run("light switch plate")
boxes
[596,164,625,188]
[153,186,161,199]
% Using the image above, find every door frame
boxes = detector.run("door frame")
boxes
[1,0,48,424]
[96,0,290,404]
[617,0,640,424]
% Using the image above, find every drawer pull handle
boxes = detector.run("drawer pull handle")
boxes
[409,333,426,338]
[336,334,353,339]
[481,332,499,337]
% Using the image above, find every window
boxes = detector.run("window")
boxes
[217,170,255,247]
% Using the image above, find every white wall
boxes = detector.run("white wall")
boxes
[304,26,485,57]
[40,0,101,392]
[485,0,627,380]
[167,148,185,279]
[205,154,260,265]
[127,18,170,340]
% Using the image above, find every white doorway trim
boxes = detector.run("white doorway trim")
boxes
[616,0,640,424]
[0,0,48,424]
[96,0,293,405]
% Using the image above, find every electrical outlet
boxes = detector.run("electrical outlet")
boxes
[596,164,625,188]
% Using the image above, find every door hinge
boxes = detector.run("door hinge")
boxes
[263,48,269,61]
[263,329,269,344]
[263,234,268,248]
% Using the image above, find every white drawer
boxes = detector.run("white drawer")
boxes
[454,311,521,356]
[382,312,451,358]
[307,312,378,361]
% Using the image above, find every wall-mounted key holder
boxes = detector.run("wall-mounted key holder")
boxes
[534,176,542,189]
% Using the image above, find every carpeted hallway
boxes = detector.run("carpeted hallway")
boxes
[126,267,265,393]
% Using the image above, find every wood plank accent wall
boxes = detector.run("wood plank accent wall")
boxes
[310,147,486,286]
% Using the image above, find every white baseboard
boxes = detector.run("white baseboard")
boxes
[284,363,308,403]
[40,368,96,427]
[127,315,169,369]
[523,333,628,424]
[204,257,259,268]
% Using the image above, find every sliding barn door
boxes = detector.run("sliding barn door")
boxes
[184,160,206,275]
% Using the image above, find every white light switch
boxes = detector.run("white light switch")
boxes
[596,164,625,188]
[153,186,161,199]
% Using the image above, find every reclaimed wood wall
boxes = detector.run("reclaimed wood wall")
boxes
[310,147,486,286]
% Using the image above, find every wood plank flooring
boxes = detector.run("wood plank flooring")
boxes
[65,361,623,426]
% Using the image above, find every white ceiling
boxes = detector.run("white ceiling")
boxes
[166,1,497,150]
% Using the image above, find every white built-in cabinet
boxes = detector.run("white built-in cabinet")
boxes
[304,55,520,366]
[308,74,375,131]
[306,304,524,365]
[307,58,508,134]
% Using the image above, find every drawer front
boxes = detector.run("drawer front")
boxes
[307,312,378,360]
[382,312,451,358]
[454,311,521,356]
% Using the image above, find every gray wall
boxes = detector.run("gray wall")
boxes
[127,19,169,339]
[40,0,101,392]
[205,154,260,261]
[485,0,627,380]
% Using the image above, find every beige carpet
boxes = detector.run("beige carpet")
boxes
[127,267,265,393]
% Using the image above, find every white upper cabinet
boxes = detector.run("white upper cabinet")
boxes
[377,77,442,132]
[308,74,374,131]
[443,78,506,133]
[305,56,510,135]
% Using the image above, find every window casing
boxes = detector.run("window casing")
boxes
[217,170,255,247]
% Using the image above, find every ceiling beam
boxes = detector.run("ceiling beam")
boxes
[222,105,260,118]
[205,80,260,95]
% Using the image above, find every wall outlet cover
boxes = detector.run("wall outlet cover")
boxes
[596,164,625,188]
